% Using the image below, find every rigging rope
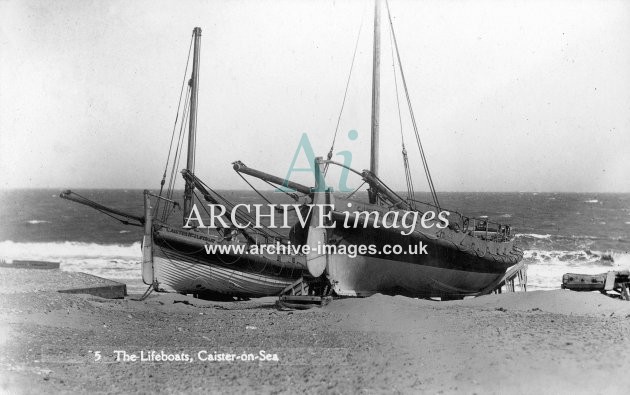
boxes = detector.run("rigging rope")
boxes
[192,174,287,240]
[345,181,366,200]
[385,0,440,209]
[325,6,366,174]
[234,168,301,204]
[236,172,275,206]
[156,33,194,213]
[387,14,415,203]
[171,91,190,191]
[260,179,301,202]
[163,86,191,221]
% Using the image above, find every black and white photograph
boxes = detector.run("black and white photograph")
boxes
[1,0,629,393]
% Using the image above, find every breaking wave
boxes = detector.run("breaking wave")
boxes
[523,249,623,266]
[26,220,50,225]
[0,241,142,283]
[0,240,141,260]
[516,233,552,239]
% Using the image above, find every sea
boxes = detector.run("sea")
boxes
[1,189,629,294]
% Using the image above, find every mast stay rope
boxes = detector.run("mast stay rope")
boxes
[325,4,366,175]
[385,0,440,209]
[387,10,415,204]
[156,32,194,214]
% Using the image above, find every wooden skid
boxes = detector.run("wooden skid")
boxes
[277,295,333,310]
[58,284,127,299]
[277,276,334,309]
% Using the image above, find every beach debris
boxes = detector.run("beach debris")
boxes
[562,270,630,300]
[0,260,60,270]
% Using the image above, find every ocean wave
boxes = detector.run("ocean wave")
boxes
[519,233,604,242]
[0,240,141,261]
[516,233,552,239]
[584,199,599,203]
[524,249,628,266]
[499,214,512,218]
[0,240,142,283]
[26,220,51,224]
[567,234,604,241]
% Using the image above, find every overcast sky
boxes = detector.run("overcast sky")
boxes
[1,0,629,192]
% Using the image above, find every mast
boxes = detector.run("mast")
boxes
[183,27,202,224]
[369,0,381,204]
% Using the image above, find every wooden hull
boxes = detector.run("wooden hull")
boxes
[323,207,524,298]
[328,252,516,297]
[152,249,301,297]
[144,226,306,298]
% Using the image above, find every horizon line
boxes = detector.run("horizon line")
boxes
[1,187,629,194]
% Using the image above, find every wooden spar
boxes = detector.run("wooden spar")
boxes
[59,190,144,225]
[369,0,381,204]
[183,27,202,224]
[232,161,313,195]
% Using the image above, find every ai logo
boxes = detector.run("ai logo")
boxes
[277,130,358,193]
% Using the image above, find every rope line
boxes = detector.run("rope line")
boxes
[163,86,192,221]
[325,6,366,174]
[385,0,440,209]
[156,33,194,213]
[387,15,415,203]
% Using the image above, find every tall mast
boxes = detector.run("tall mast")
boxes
[369,0,381,204]
[183,27,202,223]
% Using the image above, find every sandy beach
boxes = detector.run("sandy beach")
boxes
[1,267,629,394]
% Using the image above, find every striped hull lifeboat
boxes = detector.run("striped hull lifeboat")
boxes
[142,223,306,298]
